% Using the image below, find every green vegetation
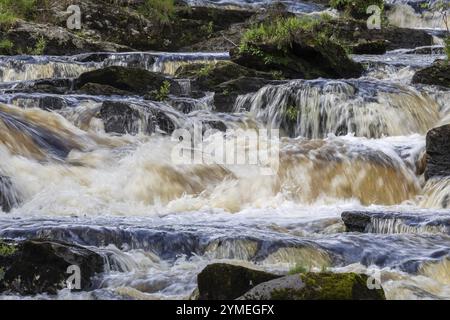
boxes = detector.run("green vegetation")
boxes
[288,264,309,275]
[0,241,17,256]
[240,16,325,52]
[0,0,37,25]
[154,80,171,101]
[445,37,450,60]
[0,38,13,54]
[200,21,215,38]
[329,0,384,19]
[138,0,175,26]
[285,105,299,122]
[28,36,46,55]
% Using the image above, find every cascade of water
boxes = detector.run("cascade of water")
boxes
[234,79,441,138]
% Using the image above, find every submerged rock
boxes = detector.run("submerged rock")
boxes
[239,272,386,300]
[99,101,176,135]
[342,210,450,234]
[0,176,20,213]
[412,60,450,88]
[197,263,281,300]
[425,124,450,180]
[75,66,181,97]
[0,239,104,295]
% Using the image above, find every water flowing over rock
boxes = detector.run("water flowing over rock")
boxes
[234,79,440,138]
[342,211,450,234]
[0,239,104,295]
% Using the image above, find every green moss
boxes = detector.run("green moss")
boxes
[445,37,449,60]
[138,0,175,26]
[288,264,309,275]
[239,16,325,54]
[0,38,13,54]
[0,241,17,256]
[0,0,37,26]
[28,36,46,55]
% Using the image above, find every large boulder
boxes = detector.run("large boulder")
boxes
[231,27,364,80]
[0,239,104,295]
[425,124,450,180]
[412,60,450,88]
[239,272,386,300]
[75,66,181,97]
[197,263,281,300]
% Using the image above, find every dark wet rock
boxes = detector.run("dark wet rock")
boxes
[175,61,281,111]
[342,210,450,234]
[342,211,372,232]
[425,124,450,180]
[351,40,388,55]
[75,66,181,97]
[231,31,364,80]
[0,176,20,213]
[8,79,72,95]
[321,18,434,51]
[412,60,450,88]
[330,0,385,20]
[0,239,104,295]
[77,83,132,96]
[175,61,274,90]
[99,101,176,135]
[238,272,386,300]
[197,263,281,300]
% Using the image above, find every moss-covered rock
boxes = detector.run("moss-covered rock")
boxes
[232,17,364,79]
[197,263,281,300]
[239,272,386,300]
[0,239,104,295]
[412,60,450,88]
[75,66,181,97]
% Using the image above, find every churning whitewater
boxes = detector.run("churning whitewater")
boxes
[0,0,449,301]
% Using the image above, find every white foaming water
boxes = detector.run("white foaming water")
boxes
[0,52,229,82]
[387,4,449,30]
[0,34,450,300]
[234,79,442,138]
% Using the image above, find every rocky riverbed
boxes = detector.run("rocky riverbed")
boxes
[0,0,449,300]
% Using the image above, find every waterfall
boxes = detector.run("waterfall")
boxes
[234,79,441,138]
